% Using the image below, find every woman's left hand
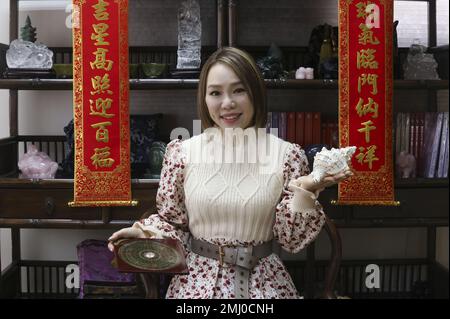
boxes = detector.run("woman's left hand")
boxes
[294,169,354,194]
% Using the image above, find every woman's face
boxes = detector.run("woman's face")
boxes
[205,63,254,129]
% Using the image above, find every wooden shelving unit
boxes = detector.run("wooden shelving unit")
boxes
[0,78,448,90]
[0,0,448,299]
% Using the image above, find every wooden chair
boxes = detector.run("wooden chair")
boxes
[138,214,342,299]
[320,216,342,299]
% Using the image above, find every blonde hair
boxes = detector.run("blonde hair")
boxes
[197,47,267,129]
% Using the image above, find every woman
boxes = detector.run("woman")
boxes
[108,47,353,299]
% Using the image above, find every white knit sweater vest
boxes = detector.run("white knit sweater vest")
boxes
[181,129,291,243]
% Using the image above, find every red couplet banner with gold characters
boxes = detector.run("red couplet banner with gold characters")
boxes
[337,0,398,205]
[70,0,133,207]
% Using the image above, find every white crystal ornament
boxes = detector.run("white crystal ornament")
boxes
[6,39,53,69]
[177,0,201,69]
[310,146,356,183]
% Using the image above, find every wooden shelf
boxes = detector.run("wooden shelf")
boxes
[335,218,449,228]
[0,178,160,188]
[0,79,198,90]
[326,178,449,189]
[393,79,449,90]
[0,78,447,90]
[394,177,449,188]
[0,177,447,188]
[268,79,448,89]
[267,79,338,89]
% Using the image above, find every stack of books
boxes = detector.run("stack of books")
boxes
[395,112,449,178]
[267,111,338,148]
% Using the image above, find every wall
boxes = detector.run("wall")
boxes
[0,0,9,138]
[2,0,448,278]
[237,0,338,46]
[0,0,12,273]
[17,0,217,47]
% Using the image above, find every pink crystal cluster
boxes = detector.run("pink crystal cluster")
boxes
[18,145,58,179]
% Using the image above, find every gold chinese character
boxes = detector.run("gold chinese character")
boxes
[90,48,113,71]
[90,98,114,118]
[356,145,379,169]
[358,23,380,45]
[91,73,113,95]
[91,146,114,168]
[357,48,378,69]
[356,1,372,19]
[357,120,376,143]
[91,23,110,46]
[92,0,110,21]
[91,121,112,143]
[358,73,378,94]
[355,97,379,118]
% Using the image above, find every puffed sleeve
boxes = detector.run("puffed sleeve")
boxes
[272,143,326,254]
[133,139,190,253]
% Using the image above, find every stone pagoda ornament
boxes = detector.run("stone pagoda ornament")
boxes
[5,15,54,78]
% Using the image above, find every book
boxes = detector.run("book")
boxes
[420,113,434,177]
[425,112,444,178]
[295,112,305,146]
[395,113,402,156]
[416,113,425,177]
[321,121,328,147]
[443,126,449,178]
[304,112,313,146]
[312,112,322,144]
[437,112,449,178]
[271,111,279,137]
[410,113,417,159]
[325,120,334,147]
[287,112,296,143]
[403,112,410,154]
[279,112,287,141]
[331,122,339,148]
[266,112,272,134]
[399,113,406,153]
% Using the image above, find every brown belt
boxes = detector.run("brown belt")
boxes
[190,237,273,299]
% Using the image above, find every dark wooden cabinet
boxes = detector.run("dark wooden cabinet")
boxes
[0,179,158,223]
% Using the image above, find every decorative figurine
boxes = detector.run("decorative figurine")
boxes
[403,42,440,80]
[18,144,58,179]
[295,67,306,79]
[305,67,314,79]
[58,119,75,178]
[319,56,338,79]
[305,23,339,79]
[21,16,37,43]
[145,141,167,179]
[256,43,288,79]
[5,15,54,77]
[172,0,202,78]
[6,39,54,69]
[130,114,163,177]
[295,67,314,80]
[396,151,416,178]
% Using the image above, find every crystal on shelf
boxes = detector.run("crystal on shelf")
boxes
[403,44,439,80]
[18,144,58,179]
[6,39,54,69]
[176,0,201,69]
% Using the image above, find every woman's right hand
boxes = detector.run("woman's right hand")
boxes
[107,226,147,252]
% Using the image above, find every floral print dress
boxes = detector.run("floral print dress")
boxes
[139,134,326,299]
